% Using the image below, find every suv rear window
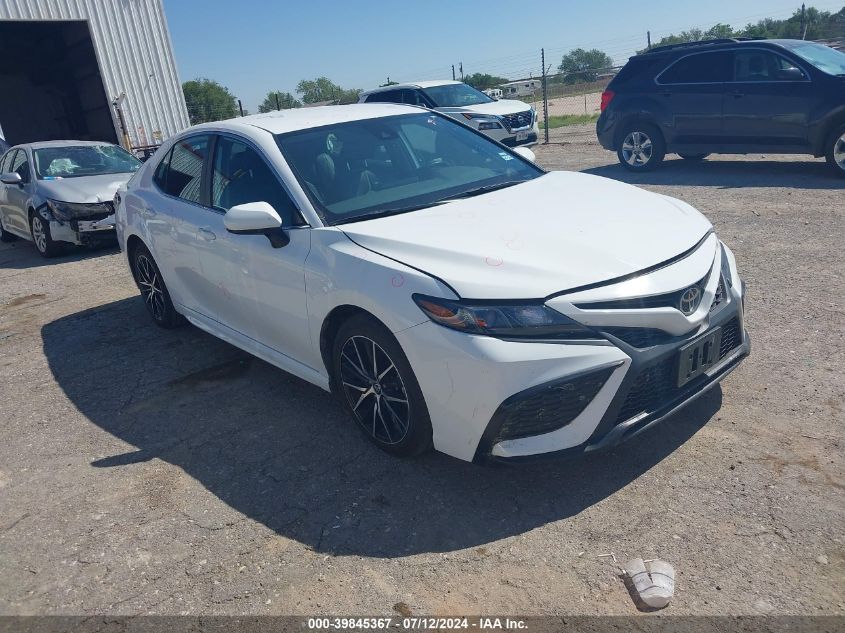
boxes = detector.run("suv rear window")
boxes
[659,51,732,84]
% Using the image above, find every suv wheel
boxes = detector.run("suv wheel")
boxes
[825,123,845,178]
[679,153,710,161]
[332,314,433,457]
[617,123,665,171]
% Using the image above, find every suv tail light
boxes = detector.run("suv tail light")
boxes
[600,90,615,113]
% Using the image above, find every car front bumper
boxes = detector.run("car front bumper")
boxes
[396,277,749,464]
[480,122,541,148]
[49,213,117,246]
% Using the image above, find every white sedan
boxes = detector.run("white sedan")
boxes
[115,104,749,463]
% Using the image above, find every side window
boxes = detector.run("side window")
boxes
[659,52,732,84]
[211,136,300,225]
[0,150,13,173]
[10,149,30,183]
[157,135,209,203]
[734,50,807,81]
[366,90,401,104]
[152,146,173,191]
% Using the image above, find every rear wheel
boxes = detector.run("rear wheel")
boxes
[30,212,63,257]
[679,153,710,161]
[825,124,845,178]
[617,122,665,171]
[332,314,432,457]
[132,245,183,328]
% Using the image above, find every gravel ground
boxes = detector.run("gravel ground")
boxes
[0,133,842,617]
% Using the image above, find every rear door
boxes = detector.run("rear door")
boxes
[655,51,733,147]
[142,134,215,316]
[722,48,814,150]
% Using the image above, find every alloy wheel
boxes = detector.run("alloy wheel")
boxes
[834,132,845,172]
[136,254,166,322]
[339,335,410,445]
[621,131,654,167]
[31,216,47,253]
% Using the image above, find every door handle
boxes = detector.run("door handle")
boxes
[198,227,216,241]
[731,90,745,98]
[661,91,672,97]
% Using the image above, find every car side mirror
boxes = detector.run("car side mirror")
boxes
[224,201,289,248]
[777,67,805,81]
[0,172,23,186]
[512,147,536,163]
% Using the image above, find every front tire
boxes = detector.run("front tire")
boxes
[825,123,845,178]
[332,314,433,457]
[131,245,183,329]
[29,212,63,257]
[617,122,665,172]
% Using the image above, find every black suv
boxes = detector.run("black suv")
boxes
[596,39,845,176]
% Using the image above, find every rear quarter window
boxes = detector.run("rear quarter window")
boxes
[609,57,667,87]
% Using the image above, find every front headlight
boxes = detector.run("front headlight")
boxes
[461,113,503,130]
[47,199,112,221]
[413,294,598,340]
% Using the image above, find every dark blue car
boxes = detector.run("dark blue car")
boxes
[596,39,845,176]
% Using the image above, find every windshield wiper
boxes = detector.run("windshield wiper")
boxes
[435,180,528,203]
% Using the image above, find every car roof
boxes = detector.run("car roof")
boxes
[190,103,424,136]
[636,37,801,58]
[360,80,461,96]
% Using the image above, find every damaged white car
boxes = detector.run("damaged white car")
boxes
[0,141,141,257]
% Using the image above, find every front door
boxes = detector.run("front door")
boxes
[722,49,814,150]
[656,51,733,146]
[198,134,314,366]
[4,150,33,235]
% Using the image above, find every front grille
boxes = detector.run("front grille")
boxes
[576,269,711,312]
[603,327,675,348]
[501,110,533,131]
[719,317,742,359]
[496,367,614,442]
[614,316,743,425]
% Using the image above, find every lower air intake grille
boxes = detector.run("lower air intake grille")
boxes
[614,317,743,425]
[496,367,614,442]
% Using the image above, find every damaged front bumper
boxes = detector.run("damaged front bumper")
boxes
[39,202,117,246]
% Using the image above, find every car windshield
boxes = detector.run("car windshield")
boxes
[34,145,141,179]
[421,83,494,107]
[275,113,542,225]
[781,41,845,76]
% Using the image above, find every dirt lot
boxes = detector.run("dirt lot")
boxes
[0,132,843,617]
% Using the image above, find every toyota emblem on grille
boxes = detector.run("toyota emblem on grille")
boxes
[679,286,702,315]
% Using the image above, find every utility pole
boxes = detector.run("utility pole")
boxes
[275,93,281,110]
[238,99,244,117]
[801,3,808,39]
[459,62,463,81]
[452,64,455,80]
[541,48,549,144]
[647,31,652,49]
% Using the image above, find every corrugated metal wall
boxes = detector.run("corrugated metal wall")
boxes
[0,0,190,147]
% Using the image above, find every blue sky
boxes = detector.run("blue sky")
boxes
[164,0,843,111]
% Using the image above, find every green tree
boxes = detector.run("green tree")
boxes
[463,72,510,91]
[558,48,614,84]
[258,91,302,112]
[182,78,238,125]
[296,77,361,105]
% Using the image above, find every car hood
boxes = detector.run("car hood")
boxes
[437,99,532,116]
[340,172,713,299]
[37,173,135,204]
